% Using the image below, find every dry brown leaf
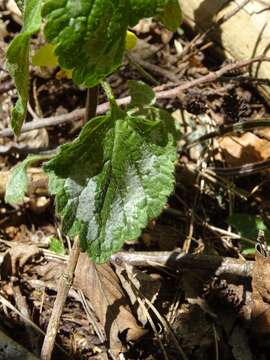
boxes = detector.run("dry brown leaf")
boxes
[116,263,161,325]
[251,244,270,334]
[1,244,42,279]
[74,254,146,354]
[0,245,146,354]
[218,131,270,167]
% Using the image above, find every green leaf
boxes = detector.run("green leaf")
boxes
[128,80,156,108]
[5,154,42,205]
[42,0,182,87]
[5,154,51,205]
[227,213,270,249]
[6,0,42,135]
[42,0,129,87]
[49,237,66,255]
[129,0,182,31]
[159,0,182,32]
[44,97,177,263]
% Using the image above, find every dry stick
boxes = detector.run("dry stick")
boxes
[1,55,269,138]
[110,251,254,278]
[40,236,81,359]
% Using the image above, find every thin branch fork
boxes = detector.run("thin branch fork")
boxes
[1,55,269,138]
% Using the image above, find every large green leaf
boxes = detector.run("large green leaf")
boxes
[6,0,42,135]
[42,0,129,87]
[44,93,177,263]
[42,0,182,87]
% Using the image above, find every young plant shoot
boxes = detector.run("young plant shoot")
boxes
[5,0,182,263]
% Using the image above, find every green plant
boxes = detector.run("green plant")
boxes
[5,0,182,263]
[227,213,270,254]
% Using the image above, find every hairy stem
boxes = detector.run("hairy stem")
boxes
[100,80,116,107]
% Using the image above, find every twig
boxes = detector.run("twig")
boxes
[128,53,179,83]
[110,251,254,278]
[205,0,251,41]
[40,236,81,359]
[127,53,159,85]
[207,159,270,177]
[1,55,269,138]
[158,55,270,98]
[187,118,270,147]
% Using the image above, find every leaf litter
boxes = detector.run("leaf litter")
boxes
[2,1,270,359]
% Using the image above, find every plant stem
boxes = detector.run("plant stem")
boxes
[84,86,99,123]
[40,236,81,360]
[100,80,116,107]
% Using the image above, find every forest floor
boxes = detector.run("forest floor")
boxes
[1,1,270,360]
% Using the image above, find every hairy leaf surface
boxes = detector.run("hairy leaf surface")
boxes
[42,0,182,87]
[6,0,42,135]
[45,94,177,263]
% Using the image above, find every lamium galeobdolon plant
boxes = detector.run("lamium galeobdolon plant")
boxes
[5,0,182,263]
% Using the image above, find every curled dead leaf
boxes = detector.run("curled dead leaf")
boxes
[74,254,146,354]
[1,244,42,279]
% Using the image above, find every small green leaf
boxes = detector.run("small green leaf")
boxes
[5,154,50,205]
[128,80,156,108]
[6,0,42,135]
[159,0,182,32]
[49,237,66,255]
[129,0,182,31]
[44,89,177,263]
[227,213,270,249]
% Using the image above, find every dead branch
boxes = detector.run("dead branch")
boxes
[110,251,254,278]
